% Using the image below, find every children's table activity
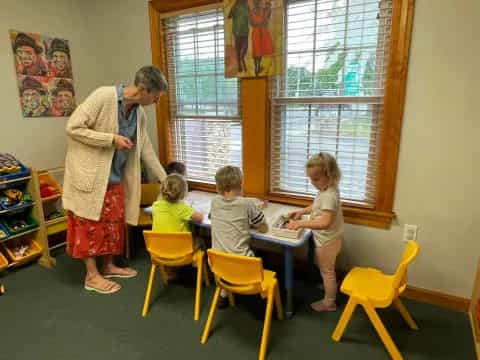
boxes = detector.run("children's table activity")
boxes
[145,190,311,319]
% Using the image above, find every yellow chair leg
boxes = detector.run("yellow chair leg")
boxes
[363,302,403,360]
[194,257,203,321]
[201,286,222,344]
[332,297,358,342]
[228,292,235,307]
[142,263,157,317]
[259,288,275,360]
[394,298,419,330]
[203,259,210,287]
[274,282,284,320]
[158,265,169,285]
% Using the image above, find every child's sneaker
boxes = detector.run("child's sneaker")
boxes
[310,300,336,312]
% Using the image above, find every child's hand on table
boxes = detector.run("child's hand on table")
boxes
[288,210,303,220]
[287,220,302,230]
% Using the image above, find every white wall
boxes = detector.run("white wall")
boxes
[338,0,480,298]
[78,0,159,152]
[0,0,98,169]
[0,0,159,170]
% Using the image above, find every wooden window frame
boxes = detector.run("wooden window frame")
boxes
[149,0,415,229]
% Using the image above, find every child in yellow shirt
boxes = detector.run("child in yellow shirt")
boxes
[152,173,203,232]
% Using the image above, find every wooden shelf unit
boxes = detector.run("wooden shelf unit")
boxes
[36,167,67,253]
[0,168,53,270]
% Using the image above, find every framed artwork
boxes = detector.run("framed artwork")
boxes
[224,0,284,78]
[10,30,76,117]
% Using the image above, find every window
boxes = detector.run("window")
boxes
[164,8,241,183]
[271,0,393,207]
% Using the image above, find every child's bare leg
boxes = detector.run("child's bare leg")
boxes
[311,239,341,312]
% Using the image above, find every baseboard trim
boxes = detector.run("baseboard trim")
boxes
[234,247,472,313]
[402,285,470,313]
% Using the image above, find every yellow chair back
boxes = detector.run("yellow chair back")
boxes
[392,240,419,293]
[207,249,264,286]
[141,183,161,206]
[143,231,193,259]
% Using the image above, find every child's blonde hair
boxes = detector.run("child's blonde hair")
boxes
[161,174,187,203]
[306,152,341,187]
[215,165,242,194]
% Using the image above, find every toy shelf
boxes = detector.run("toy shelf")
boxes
[0,166,53,273]
[37,167,67,252]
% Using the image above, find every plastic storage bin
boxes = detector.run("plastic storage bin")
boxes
[2,237,42,266]
[0,214,38,236]
[38,173,62,200]
[0,186,33,213]
[0,222,9,240]
[0,250,8,272]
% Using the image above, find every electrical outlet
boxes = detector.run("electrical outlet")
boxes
[403,224,418,243]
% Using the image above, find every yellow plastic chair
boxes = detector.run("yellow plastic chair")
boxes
[332,240,420,360]
[201,249,284,360]
[125,184,161,259]
[142,231,210,321]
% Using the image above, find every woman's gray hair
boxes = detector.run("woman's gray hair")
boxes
[134,66,168,92]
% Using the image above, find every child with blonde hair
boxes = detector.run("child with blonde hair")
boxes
[210,165,268,307]
[152,174,204,279]
[287,152,344,312]
[152,173,203,233]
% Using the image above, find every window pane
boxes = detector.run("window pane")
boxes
[173,120,242,183]
[166,8,242,183]
[271,0,392,205]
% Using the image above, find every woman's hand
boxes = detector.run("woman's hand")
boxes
[113,134,134,150]
[287,220,301,230]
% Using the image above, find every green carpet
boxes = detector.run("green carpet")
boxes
[0,251,475,360]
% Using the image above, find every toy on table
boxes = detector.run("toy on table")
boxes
[0,228,7,239]
[278,214,290,229]
[271,214,305,239]
[39,179,60,198]
[0,153,22,175]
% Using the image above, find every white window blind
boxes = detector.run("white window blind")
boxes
[271,0,392,206]
[164,8,242,183]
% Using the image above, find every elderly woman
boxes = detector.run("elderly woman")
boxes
[63,66,167,294]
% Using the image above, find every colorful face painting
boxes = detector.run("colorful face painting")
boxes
[10,30,76,117]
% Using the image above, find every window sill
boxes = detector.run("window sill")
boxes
[188,181,216,193]
[185,185,395,229]
[267,193,395,229]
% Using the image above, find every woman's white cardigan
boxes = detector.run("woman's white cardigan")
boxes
[62,86,166,225]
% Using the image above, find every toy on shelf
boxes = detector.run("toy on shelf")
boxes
[0,188,32,209]
[39,175,61,199]
[40,183,60,198]
[0,224,9,240]
[1,213,38,236]
[0,153,22,175]
[2,236,42,264]
[46,210,63,221]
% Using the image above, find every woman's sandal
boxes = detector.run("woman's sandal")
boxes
[84,278,121,294]
[103,267,138,279]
